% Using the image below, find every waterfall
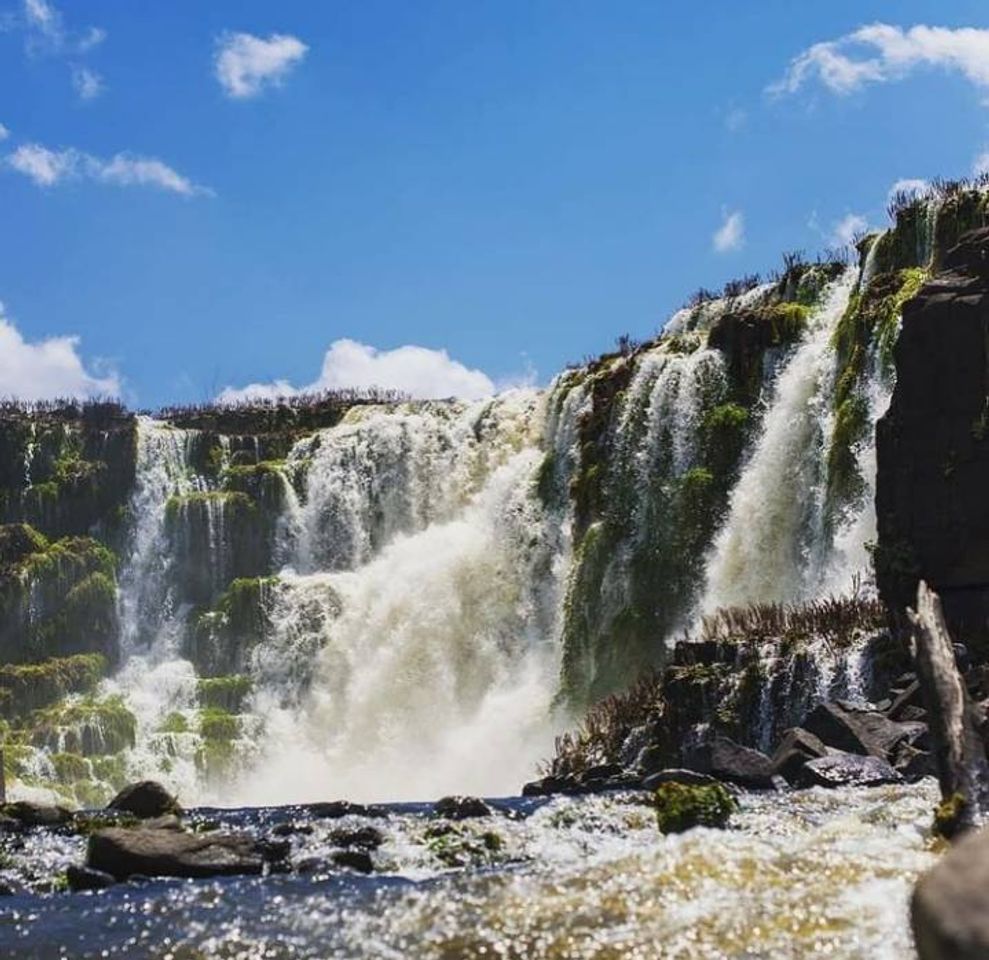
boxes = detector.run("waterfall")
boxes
[701,269,860,609]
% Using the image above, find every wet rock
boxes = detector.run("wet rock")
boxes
[888,680,923,721]
[271,821,314,837]
[107,781,180,820]
[893,743,937,782]
[140,814,184,831]
[642,769,719,791]
[912,825,989,960]
[521,775,578,797]
[771,727,831,784]
[87,827,288,880]
[796,753,902,789]
[66,864,116,892]
[307,801,386,819]
[802,702,910,759]
[1,801,72,828]
[331,849,374,873]
[330,826,384,850]
[653,781,736,835]
[687,735,774,789]
[434,796,492,819]
[634,743,667,776]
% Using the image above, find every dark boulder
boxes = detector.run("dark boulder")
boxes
[521,775,579,797]
[912,825,989,959]
[1,801,72,828]
[107,781,180,820]
[87,827,289,880]
[893,742,937,781]
[66,865,116,892]
[329,826,384,850]
[686,735,774,789]
[802,702,910,759]
[796,753,902,789]
[771,727,831,784]
[434,796,492,819]
[331,849,374,873]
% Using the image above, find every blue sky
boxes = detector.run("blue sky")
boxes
[2,1,989,406]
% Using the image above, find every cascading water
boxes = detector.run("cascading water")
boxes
[701,269,860,609]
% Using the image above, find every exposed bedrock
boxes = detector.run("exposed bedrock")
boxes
[877,227,989,648]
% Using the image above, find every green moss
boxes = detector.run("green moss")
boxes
[196,675,253,711]
[933,792,968,839]
[654,781,736,834]
[423,824,505,868]
[198,707,241,741]
[0,653,106,719]
[158,711,191,734]
[50,752,91,783]
[27,694,136,756]
[766,302,810,343]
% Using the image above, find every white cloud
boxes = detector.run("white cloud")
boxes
[712,209,745,252]
[72,65,104,100]
[888,177,930,202]
[218,339,496,403]
[769,23,989,98]
[8,143,76,186]
[830,213,869,247]
[0,124,9,142]
[23,0,63,50]
[974,151,989,176]
[215,31,308,99]
[0,303,119,400]
[6,142,210,196]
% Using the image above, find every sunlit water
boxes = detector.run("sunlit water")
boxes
[0,782,939,959]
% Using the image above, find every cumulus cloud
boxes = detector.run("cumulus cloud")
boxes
[218,339,497,403]
[6,142,211,196]
[21,0,102,56]
[215,31,308,99]
[724,107,747,132]
[712,209,745,252]
[830,213,869,247]
[769,23,989,98]
[0,303,119,400]
[71,65,104,100]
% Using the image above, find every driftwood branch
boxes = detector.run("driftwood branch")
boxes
[908,581,989,831]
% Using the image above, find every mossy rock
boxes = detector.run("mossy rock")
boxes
[654,781,736,834]
[27,694,136,756]
[196,675,253,712]
[0,653,107,719]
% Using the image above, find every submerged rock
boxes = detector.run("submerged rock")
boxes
[66,865,116,892]
[434,796,493,819]
[107,781,180,820]
[87,827,289,880]
[796,753,902,789]
[912,826,989,960]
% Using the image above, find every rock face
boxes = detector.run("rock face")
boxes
[87,827,287,880]
[912,826,989,960]
[877,227,989,644]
